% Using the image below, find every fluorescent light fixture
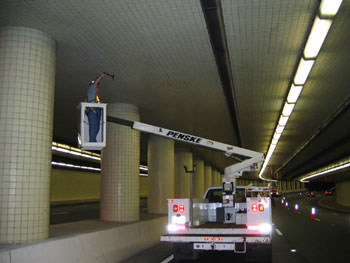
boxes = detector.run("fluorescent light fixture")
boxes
[52,142,101,161]
[273,132,281,140]
[319,0,343,17]
[269,144,276,151]
[300,161,350,182]
[140,166,148,171]
[304,16,332,58]
[294,58,315,85]
[51,161,101,171]
[276,125,285,134]
[279,115,289,126]
[271,138,278,145]
[282,102,295,117]
[287,85,303,103]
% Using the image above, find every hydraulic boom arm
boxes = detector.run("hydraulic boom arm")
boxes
[107,116,264,177]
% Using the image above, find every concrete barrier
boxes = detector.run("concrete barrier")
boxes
[0,216,167,263]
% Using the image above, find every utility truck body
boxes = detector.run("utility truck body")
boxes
[104,116,271,261]
[161,186,272,261]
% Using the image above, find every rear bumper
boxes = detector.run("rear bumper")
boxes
[160,235,271,244]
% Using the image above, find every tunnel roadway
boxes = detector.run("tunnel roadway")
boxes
[120,193,350,263]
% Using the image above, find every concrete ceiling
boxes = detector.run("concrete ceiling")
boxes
[1,0,349,181]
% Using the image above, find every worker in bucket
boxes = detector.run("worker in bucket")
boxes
[85,72,113,142]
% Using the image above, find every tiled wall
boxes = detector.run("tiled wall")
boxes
[147,135,174,214]
[174,148,192,198]
[100,103,140,222]
[0,27,56,243]
[204,163,212,190]
[193,158,204,198]
[50,169,100,203]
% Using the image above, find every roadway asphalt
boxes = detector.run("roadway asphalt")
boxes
[120,192,350,263]
[49,193,350,262]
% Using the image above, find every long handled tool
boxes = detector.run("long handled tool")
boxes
[103,72,115,80]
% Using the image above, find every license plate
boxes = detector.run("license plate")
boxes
[193,243,235,251]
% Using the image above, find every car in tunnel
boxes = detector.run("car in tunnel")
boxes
[324,187,335,196]
[307,191,315,197]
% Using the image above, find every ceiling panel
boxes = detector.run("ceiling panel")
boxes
[0,0,349,180]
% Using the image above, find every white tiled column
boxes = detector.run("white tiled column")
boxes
[147,135,174,214]
[0,27,56,243]
[204,163,212,190]
[193,158,204,198]
[100,103,140,222]
[174,148,192,198]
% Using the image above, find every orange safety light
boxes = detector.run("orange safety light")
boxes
[259,204,264,211]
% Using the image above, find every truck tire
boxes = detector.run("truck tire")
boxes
[173,243,199,261]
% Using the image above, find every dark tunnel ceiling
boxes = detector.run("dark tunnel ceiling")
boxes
[0,0,349,181]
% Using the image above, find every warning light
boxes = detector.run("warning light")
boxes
[173,205,178,212]
[259,204,264,211]
[295,204,299,213]
[311,207,316,220]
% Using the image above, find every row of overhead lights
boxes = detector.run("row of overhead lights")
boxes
[259,0,344,181]
[52,142,149,174]
[52,142,101,161]
[300,157,350,183]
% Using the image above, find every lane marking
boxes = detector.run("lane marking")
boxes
[275,229,283,236]
[315,218,321,221]
[160,254,174,263]
[51,212,69,215]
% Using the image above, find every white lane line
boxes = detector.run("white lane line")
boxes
[275,229,283,236]
[315,218,321,221]
[160,254,174,263]
[51,212,69,215]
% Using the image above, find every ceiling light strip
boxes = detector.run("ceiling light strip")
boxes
[300,158,350,182]
[52,141,148,172]
[259,0,343,181]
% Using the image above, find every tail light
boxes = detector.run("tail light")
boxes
[179,204,185,213]
[247,224,272,233]
[173,205,178,212]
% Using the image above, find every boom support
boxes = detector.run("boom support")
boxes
[107,116,264,177]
